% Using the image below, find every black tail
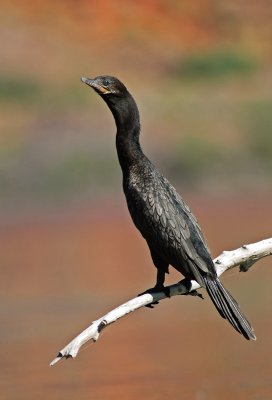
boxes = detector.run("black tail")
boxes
[203,276,256,340]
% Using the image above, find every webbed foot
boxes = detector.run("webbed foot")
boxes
[178,278,204,299]
[138,284,170,308]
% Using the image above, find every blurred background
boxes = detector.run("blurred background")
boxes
[1,1,271,399]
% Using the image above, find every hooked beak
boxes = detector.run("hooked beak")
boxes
[81,77,111,94]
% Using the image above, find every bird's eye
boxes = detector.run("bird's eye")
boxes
[103,79,110,86]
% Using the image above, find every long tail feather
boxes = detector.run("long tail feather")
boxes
[203,276,256,340]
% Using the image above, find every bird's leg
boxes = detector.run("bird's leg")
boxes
[139,269,170,295]
[138,250,170,306]
[138,269,170,308]
[153,268,171,297]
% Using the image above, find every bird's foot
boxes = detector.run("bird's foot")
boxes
[187,290,204,300]
[178,278,204,299]
[138,284,171,297]
[138,285,170,308]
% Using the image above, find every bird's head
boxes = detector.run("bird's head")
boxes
[81,75,139,130]
[81,75,128,97]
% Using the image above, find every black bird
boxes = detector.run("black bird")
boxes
[81,75,256,340]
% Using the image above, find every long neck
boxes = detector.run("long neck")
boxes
[103,93,144,172]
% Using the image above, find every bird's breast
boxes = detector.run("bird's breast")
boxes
[123,167,186,250]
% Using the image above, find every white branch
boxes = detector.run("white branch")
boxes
[50,238,272,366]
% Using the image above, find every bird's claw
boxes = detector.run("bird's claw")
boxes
[186,289,204,299]
[145,300,159,308]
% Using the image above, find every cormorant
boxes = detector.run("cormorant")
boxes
[81,75,256,340]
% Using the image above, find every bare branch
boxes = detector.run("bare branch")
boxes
[50,238,272,366]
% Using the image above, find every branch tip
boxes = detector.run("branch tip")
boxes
[50,353,63,367]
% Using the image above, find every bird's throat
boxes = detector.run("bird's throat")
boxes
[106,93,143,170]
[116,125,143,171]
